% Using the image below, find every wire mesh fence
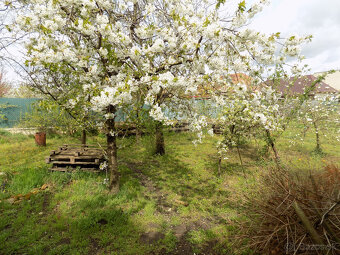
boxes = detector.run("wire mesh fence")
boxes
[0,98,40,128]
[0,97,220,129]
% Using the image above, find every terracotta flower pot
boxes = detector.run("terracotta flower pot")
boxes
[35,132,46,146]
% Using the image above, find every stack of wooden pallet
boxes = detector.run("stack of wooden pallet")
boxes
[45,144,106,172]
[170,122,190,132]
[212,124,223,134]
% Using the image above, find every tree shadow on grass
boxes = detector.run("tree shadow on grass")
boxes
[205,155,246,177]
[38,204,144,254]
[122,150,231,213]
[238,145,263,162]
[35,188,151,254]
[0,166,157,255]
[202,148,255,178]
[119,151,235,254]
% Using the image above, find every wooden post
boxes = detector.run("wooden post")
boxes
[292,201,325,247]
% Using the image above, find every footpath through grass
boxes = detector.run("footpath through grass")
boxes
[0,127,339,254]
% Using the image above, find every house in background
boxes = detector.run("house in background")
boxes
[197,73,254,98]
[266,75,338,99]
[314,70,340,92]
[229,73,253,87]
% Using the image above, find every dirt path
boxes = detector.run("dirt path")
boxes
[123,161,176,216]
[122,161,221,254]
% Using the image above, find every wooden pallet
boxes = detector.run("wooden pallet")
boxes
[45,144,106,172]
[212,124,223,134]
[170,122,190,132]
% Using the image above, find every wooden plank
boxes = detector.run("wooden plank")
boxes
[50,151,103,155]
[54,149,103,154]
[50,155,104,160]
[51,161,101,165]
[170,127,190,132]
[66,144,106,149]
[50,167,101,173]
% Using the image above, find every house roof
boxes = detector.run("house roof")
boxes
[195,73,254,99]
[229,73,253,86]
[265,75,338,96]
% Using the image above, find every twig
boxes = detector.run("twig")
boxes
[293,234,306,255]
[320,201,340,225]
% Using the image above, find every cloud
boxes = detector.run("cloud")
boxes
[298,0,340,30]
[250,0,340,72]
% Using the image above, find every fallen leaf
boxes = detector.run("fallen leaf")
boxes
[40,184,48,190]
[24,193,32,200]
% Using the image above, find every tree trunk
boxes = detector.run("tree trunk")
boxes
[265,130,280,166]
[313,121,321,152]
[136,127,142,144]
[135,106,142,144]
[218,157,222,176]
[106,105,119,193]
[236,143,243,166]
[81,129,86,145]
[155,121,165,155]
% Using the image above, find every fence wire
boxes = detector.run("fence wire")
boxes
[0,98,40,128]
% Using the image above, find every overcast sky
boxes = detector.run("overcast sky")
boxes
[249,0,340,73]
[3,0,340,83]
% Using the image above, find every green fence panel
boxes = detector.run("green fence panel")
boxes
[0,98,219,129]
[0,98,41,128]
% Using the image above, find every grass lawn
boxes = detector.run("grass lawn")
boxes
[0,126,339,255]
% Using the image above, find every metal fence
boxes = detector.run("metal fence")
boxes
[0,98,40,128]
[0,98,219,129]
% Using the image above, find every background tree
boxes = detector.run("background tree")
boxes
[0,0,27,84]
[23,69,97,145]
[213,83,284,171]
[0,71,11,97]
[18,99,81,135]
[297,94,340,153]
[5,81,42,98]
[0,71,13,121]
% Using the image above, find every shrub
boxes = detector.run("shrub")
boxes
[240,164,340,254]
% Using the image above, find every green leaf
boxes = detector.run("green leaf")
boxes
[238,1,246,13]
[216,0,226,9]
[5,25,11,32]
[203,18,210,27]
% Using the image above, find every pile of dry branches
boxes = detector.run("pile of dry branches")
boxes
[240,164,340,254]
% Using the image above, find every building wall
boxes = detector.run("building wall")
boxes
[315,70,340,91]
